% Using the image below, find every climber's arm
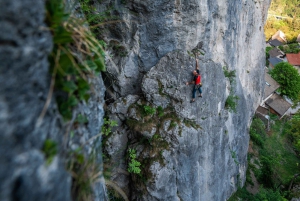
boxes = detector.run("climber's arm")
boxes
[186,81,195,85]
[195,59,199,70]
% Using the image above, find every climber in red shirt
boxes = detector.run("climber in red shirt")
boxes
[186,59,202,103]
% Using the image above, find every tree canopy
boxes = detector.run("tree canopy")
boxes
[269,62,300,100]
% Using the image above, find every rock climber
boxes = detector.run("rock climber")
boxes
[186,59,202,103]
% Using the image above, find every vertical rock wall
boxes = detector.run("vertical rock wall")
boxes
[0,1,71,200]
[0,0,107,200]
[100,0,271,200]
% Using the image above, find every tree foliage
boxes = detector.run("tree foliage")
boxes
[278,43,300,53]
[264,0,300,43]
[286,112,300,152]
[269,62,300,100]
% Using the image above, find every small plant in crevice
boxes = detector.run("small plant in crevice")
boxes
[143,105,156,116]
[127,148,141,174]
[225,95,239,113]
[223,66,236,84]
[101,118,118,136]
[157,106,164,117]
[42,139,58,165]
[230,149,239,165]
[78,0,119,26]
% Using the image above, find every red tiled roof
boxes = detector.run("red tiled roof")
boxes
[286,53,300,66]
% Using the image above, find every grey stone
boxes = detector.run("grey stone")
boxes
[0,0,71,200]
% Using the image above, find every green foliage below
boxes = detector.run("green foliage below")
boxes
[42,139,58,165]
[269,62,300,100]
[286,112,300,152]
[228,187,287,201]
[278,43,300,53]
[269,0,300,18]
[46,0,106,121]
[250,118,266,147]
[127,148,141,174]
[265,0,300,42]
[225,95,239,113]
[229,116,300,200]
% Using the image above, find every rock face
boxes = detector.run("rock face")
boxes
[0,1,71,200]
[0,0,270,200]
[0,0,106,201]
[101,0,270,200]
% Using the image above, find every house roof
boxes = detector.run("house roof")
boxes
[286,52,300,66]
[265,93,292,117]
[256,106,269,116]
[269,48,284,58]
[264,72,280,99]
[272,30,287,43]
[268,39,283,47]
[268,57,284,67]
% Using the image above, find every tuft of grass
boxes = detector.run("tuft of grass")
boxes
[223,66,236,83]
[46,0,106,121]
[42,139,58,165]
[225,95,239,113]
[157,106,164,117]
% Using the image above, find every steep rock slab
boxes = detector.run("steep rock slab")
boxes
[102,0,269,200]
[139,50,242,200]
[102,0,269,101]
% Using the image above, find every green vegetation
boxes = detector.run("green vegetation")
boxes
[42,139,58,165]
[223,66,236,84]
[264,0,300,42]
[230,150,239,165]
[229,116,300,200]
[225,95,239,113]
[127,148,141,174]
[269,62,300,101]
[143,105,156,116]
[286,112,300,152]
[223,66,239,113]
[278,43,300,53]
[250,118,266,148]
[46,0,106,121]
[269,0,300,18]
[157,106,164,117]
[45,1,111,200]
[101,118,118,136]
[122,101,201,192]
[228,187,287,201]
[265,46,274,66]
[78,0,119,26]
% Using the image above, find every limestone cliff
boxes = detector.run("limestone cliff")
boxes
[101,0,270,200]
[0,0,270,201]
